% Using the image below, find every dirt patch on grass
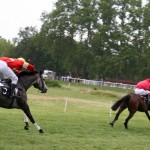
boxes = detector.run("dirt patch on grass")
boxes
[81,89,125,98]
[28,94,109,107]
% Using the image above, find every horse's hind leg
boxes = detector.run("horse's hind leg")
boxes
[124,111,136,129]
[109,106,126,127]
[145,111,150,120]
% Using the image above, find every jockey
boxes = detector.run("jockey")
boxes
[134,78,150,103]
[0,57,35,98]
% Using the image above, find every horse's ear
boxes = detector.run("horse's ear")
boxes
[28,59,33,65]
[40,70,44,74]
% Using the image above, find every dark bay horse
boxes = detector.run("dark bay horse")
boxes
[109,93,150,129]
[0,71,48,133]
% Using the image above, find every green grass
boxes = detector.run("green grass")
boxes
[0,82,149,150]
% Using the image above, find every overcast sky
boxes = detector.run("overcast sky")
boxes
[0,0,147,41]
[0,0,57,40]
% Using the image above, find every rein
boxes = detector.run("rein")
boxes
[33,73,45,91]
[17,71,47,93]
[18,73,40,90]
[18,77,26,90]
[39,73,45,90]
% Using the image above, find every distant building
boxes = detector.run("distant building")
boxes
[43,70,56,80]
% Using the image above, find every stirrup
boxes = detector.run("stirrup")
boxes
[145,98,150,104]
[147,96,150,104]
[10,95,16,98]
[141,96,147,102]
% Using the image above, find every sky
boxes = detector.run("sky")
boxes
[0,0,57,41]
[0,0,147,41]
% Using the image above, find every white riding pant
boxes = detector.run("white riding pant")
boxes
[0,60,18,84]
[134,88,150,95]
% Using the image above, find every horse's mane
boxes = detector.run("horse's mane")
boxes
[17,71,38,77]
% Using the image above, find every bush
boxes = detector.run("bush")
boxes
[45,79,61,88]
[93,87,97,90]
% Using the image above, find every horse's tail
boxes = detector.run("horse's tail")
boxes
[111,94,130,111]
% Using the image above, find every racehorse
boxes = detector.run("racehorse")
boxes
[109,93,150,129]
[0,70,48,133]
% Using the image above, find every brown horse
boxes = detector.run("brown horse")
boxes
[109,93,150,129]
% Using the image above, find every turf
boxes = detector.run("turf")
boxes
[0,82,149,150]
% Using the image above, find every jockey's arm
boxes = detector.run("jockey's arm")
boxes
[23,62,35,71]
[12,68,21,74]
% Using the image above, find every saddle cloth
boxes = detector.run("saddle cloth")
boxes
[0,80,11,96]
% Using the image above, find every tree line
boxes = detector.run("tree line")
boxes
[0,0,150,82]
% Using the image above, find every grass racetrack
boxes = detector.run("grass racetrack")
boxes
[0,82,150,150]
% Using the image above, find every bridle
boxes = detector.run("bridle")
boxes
[18,71,47,93]
[33,72,47,93]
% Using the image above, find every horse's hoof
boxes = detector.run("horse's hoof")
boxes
[24,122,29,130]
[39,129,45,133]
[24,125,29,130]
[124,123,128,129]
[109,122,114,127]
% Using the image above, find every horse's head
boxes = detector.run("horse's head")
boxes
[33,71,48,93]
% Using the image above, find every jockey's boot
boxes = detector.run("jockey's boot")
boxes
[148,95,150,104]
[142,95,148,102]
[10,83,18,98]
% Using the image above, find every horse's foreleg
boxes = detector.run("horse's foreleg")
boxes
[21,103,44,133]
[24,114,29,130]
[145,111,150,120]
[24,108,44,133]
[25,109,44,133]
[109,107,126,127]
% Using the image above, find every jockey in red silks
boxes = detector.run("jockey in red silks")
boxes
[134,78,150,103]
[0,57,35,98]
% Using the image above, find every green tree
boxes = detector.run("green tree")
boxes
[0,37,14,56]
[8,0,150,81]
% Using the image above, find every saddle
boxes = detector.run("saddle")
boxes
[141,95,150,104]
[0,79,19,108]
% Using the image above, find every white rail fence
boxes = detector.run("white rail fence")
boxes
[61,76,135,90]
